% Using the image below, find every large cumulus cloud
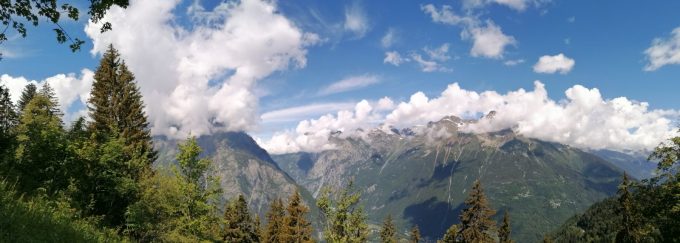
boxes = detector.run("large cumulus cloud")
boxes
[84,0,318,138]
[258,81,679,154]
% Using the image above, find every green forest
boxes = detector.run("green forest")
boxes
[1,45,679,242]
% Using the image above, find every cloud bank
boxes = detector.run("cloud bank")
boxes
[258,81,678,154]
[84,0,318,138]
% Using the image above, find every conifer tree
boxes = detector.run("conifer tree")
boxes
[410,225,421,243]
[88,44,156,164]
[264,198,286,243]
[459,180,496,243]
[439,224,460,243]
[284,190,314,243]
[317,181,369,243]
[0,85,18,172]
[13,94,66,193]
[499,210,514,243]
[223,195,259,243]
[16,83,36,113]
[615,172,641,243]
[38,82,61,117]
[380,214,397,243]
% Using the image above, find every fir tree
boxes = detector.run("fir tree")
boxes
[439,224,460,243]
[380,214,397,243]
[264,198,286,243]
[499,210,514,243]
[0,85,18,174]
[38,82,61,117]
[16,83,37,113]
[284,190,314,243]
[410,225,421,243]
[615,172,641,243]
[88,44,156,164]
[459,180,496,243]
[223,195,259,243]
[13,94,66,193]
[317,181,369,243]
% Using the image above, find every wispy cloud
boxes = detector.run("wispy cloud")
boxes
[318,74,381,96]
[381,28,397,48]
[261,102,357,123]
[344,2,370,39]
[644,26,680,71]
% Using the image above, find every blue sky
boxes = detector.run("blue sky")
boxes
[0,0,679,153]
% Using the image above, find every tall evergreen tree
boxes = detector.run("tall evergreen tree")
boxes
[88,44,156,164]
[223,195,259,243]
[380,214,397,243]
[499,210,514,243]
[16,83,37,113]
[317,181,369,243]
[284,190,314,243]
[439,224,460,243]
[459,180,496,243]
[264,198,286,243]
[0,85,18,174]
[38,82,61,117]
[615,172,641,243]
[13,94,66,193]
[410,225,421,243]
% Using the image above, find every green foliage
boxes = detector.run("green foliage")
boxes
[316,181,369,243]
[380,214,397,243]
[410,225,421,243]
[498,211,513,243]
[38,82,62,117]
[0,180,127,242]
[438,224,460,243]
[0,0,129,57]
[0,85,17,172]
[284,190,315,243]
[459,180,496,243]
[264,198,286,243]
[223,195,260,242]
[16,83,37,114]
[13,94,67,194]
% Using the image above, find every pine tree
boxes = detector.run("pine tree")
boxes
[439,224,460,243]
[615,172,641,243]
[16,83,36,113]
[0,85,18,174]
[223,195,259,243]
[264,198,286,243]
[88,44,156,164]
[38,82,62,117]
[380,214,397,243]
[317,181,369,243]
[410,225,421,243]
[459,180,496,243]
[13,94,66,193]
[284,190,314,243]
[499,210,514,243]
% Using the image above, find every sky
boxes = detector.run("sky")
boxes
[1,0,679,154]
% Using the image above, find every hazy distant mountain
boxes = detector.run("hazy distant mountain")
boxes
[154,132,314,217]
[272,116,625,242]
[590,150,657,180]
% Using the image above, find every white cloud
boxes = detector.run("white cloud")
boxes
[384,51,406,66]
[533,53,575,74]
[381,28,397,48]
[411,53,451,72]
[424,43,451,61]
[261,102,357,123]
[422,4,516,59]
[259,81,678,154]
[462,0,548,11]
[318,74,381,96]
[644,27,680,71]
[463,21,517,59]
[344,2,370,39]
[0,69,94,123]
[504,59,525,66]
[84,0,317,138]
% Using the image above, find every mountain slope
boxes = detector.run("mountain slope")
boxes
[273,116,624,242]
[154,132,313,217]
